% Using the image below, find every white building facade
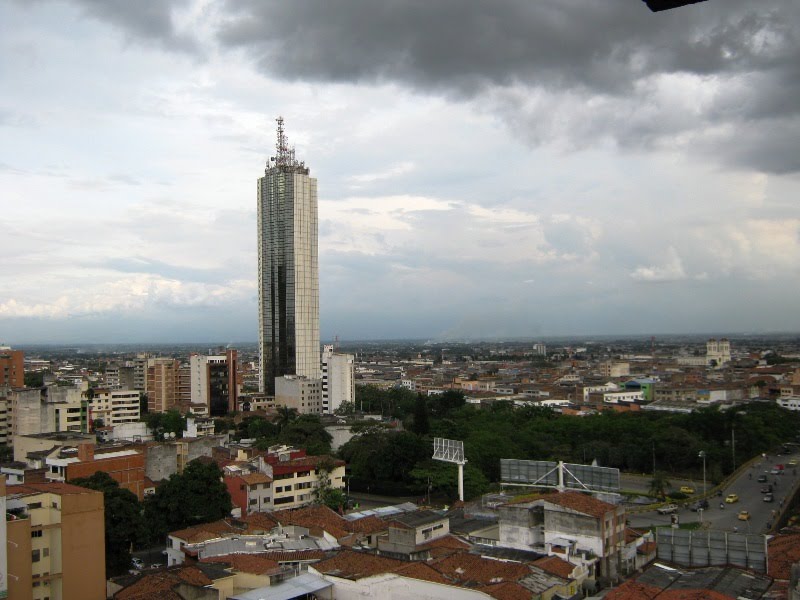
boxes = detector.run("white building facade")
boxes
[321,345,355,414]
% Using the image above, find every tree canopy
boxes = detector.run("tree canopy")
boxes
[72,471,145,577]
[143,460,232,542]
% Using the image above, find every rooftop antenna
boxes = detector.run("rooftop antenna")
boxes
[273,116,303,170]
[334,335,340,351]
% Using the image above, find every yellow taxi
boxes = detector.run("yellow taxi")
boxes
[680,486,695,494]
[725,493,739,504]
[787,459,797,467]
[738,510,750,521]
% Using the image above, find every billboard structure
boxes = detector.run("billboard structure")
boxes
[656,528,768,572]
[433,438,467,501]
[500,459,620,493]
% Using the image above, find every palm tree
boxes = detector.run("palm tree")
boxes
[276,406,297,432]
[649,472,671,499]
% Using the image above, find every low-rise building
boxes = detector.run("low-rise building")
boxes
[497,491,626,581]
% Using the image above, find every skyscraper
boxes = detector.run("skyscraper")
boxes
[258,118,320,395]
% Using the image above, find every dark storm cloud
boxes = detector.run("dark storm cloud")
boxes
[65,0,198,52]
[213,0,800,173]
[215,1,796,94]
[55,0,800,172]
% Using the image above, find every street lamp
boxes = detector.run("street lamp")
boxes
[698,450,707,496]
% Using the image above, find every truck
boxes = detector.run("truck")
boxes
[657,504,679,515]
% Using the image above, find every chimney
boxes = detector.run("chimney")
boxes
[77,443,95,462]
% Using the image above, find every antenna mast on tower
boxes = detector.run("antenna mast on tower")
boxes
[272,116,302,170]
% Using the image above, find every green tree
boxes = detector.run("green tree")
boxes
[278,415,332,455]
[24,371,45,388]
[649,472,671,499]
[143,460,232,542]
[72,472,145,577]
[334,401,355,416]
[411,394,430,435]
[143,409,186,440]
[315,457,347,511]
[276,406,298,431]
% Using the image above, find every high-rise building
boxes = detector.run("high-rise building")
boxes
[189,350,239,416]
[0,345,24,388]
[257,118,320,395]
[321,344,355,414]
[146,358,181,413]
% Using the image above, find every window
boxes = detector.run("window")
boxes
[32,549,40,562]
[32,530,43,538]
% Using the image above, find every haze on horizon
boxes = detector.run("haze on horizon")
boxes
[2,1,799,345]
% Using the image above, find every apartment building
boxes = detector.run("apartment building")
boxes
[225,472,273,516]
[321,345,355,414]
[189,350,238,416]
[275,375,323,415]
[261,447,345,510]
[5,481,105,600]
[146,358,181,413]
[0,346,24,388]
[85,388,140,428]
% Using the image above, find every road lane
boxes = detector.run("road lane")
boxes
[627,451,800,533]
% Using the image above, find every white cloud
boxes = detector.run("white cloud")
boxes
[630,247,687,283]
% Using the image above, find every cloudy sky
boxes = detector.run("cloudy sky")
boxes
[1,0,799,343]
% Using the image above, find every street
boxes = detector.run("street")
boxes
[627,452,800,533]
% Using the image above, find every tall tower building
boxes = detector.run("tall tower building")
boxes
[258,118,320,395]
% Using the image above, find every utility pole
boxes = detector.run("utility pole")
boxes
[732,426,736,471]
[652,441,657,478]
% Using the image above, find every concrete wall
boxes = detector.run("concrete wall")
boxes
[146,443,178,481]
[325,425,355,452]
[7,515,33,600]
[61,489,106,600]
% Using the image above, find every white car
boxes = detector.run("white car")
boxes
[131,558,144,570]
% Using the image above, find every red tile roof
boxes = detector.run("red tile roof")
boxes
[532,555,574,580]
[312,550,409,580]
[200,554,281,575]
[347,515,388,534]
[605,580,661,600]
[392,561,450,585]
[114,566,215,600]
[431,553,530,585]
[416,534,472,558]
[9,481,103,496]
[768,530,800,580]
[543,491,618,518]
[478,581,536,600]
[169,513,279,544]
[240,473,273,485]
[272,505,350,539]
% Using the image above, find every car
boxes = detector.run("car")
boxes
[657,504,679,515]
[680,486,695,494]
[690,499,709,511]
[725,494,739,504]
[762,485,773,494]
[150,563,163,569]
[764,494,774,502]
[738,510,750,521]
[770,469,781,475]
[757,475,768,483]
[131,558,144,570]
[788,459,798,467]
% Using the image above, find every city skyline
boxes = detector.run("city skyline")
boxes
[1,1,800,344]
